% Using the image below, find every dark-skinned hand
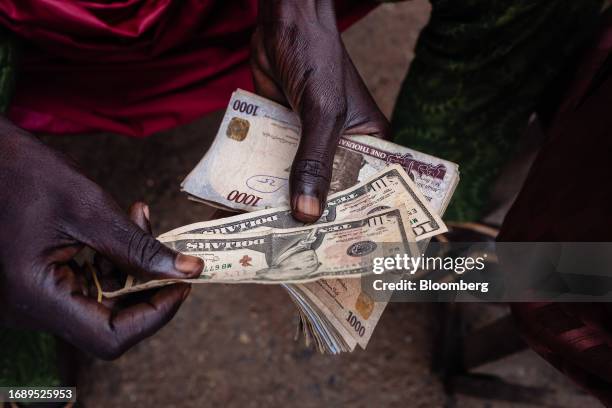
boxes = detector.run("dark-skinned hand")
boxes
[0,119,203,360]
[252,0,390,222]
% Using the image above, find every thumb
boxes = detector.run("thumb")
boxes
[290,106,345,223]
[81,198,203,281]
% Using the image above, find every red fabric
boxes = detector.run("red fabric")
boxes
[0,0,376,137]
[512,303,612,404]
[500,14,612,406]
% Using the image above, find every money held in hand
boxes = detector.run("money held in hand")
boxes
[105,206,418,296]
[181,89,459,213]
[164,164,447,241]
[106,90,459,354]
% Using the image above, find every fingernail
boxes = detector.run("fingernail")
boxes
[175,254,204,275]
[182,285,192,301]
[142,204,150,222]
[295,194,322,221]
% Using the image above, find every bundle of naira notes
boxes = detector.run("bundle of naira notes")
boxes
[105,90,459,354]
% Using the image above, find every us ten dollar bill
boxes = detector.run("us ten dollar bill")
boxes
[181,89,459,214]
[165,165,449,349]
[104,207,418,298]
[166,164,446,241]
[177,90,457,352]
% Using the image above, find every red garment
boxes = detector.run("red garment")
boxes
[0,0,375,137]
[500,14,612,406]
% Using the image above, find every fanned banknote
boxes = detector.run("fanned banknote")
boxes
[164,165,446,241]
[173,165,454,352]
[113,90,458,354]
[176,90,458,353]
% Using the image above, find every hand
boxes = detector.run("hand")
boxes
[251,0,390,222]
[0,119,203,359]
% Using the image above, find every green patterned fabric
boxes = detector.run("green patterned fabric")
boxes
[0,330,60,387]
[0,30,61,388]
[391,0,604,221]
[0,27,15,113]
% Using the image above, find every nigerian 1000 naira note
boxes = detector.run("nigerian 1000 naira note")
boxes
[181,89,459,215]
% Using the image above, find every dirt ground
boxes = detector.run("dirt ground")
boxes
[39,2,601,407]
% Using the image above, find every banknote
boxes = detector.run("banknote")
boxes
[298,278,390,350]
[181,89,459,213]
[178,89,459,353]
[164,164,447,241]
[286,284,359,354]
[174,90,458,353]
[170,164,450,351]
[104,207,418,298]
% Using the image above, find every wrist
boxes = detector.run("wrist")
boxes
[258,0,336,25]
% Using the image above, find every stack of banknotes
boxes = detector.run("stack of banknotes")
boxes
[105,90,459,354]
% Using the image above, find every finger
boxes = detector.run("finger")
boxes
[91,202,153,296]
[44,265,191,360]
[343,55,391,140]
[250,28,289,106]
[110,283,191,353]
[78,192,203,281]
[251,58,288,106]
[290,90,346,223]
[128,201,152,234]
